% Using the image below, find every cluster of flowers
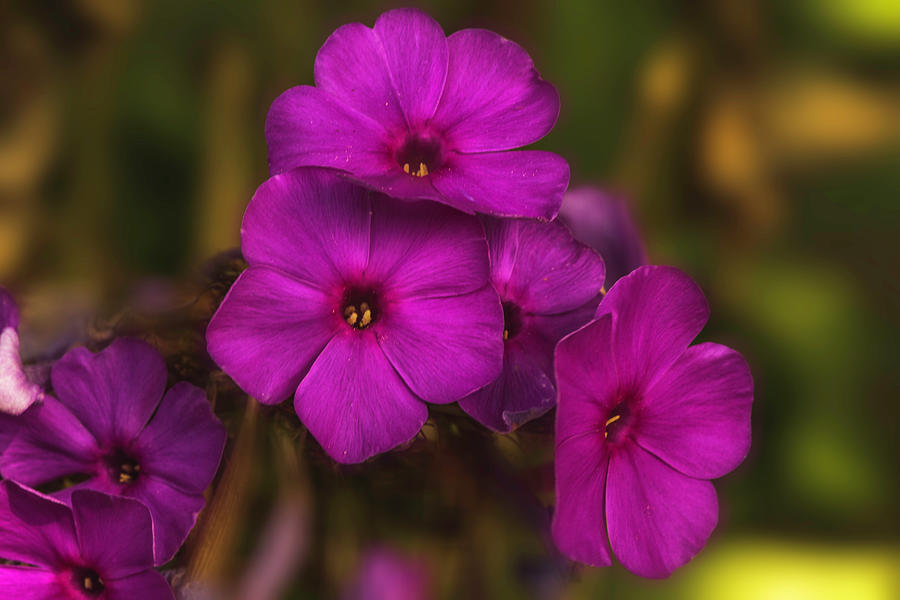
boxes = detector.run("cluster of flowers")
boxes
[0,292,225,598]
[0,7,753,596]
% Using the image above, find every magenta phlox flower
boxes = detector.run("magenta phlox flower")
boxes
[0,338,226,564]
[265,8,568,219]
[458,218,605,431]
[558,187,647,288]
[552,266,753,577]
[206,168,503,464]
[0,480,173,599]
[0,287,44,415]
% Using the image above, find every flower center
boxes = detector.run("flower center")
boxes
[73,568,104,597]
[342,288,378,330]
[501,301,523,341]
[106,449,141,485]
[395,133,444,178]
[603,394,637,444]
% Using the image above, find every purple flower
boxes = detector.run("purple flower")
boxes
[0,480,173,599]
[265,8,568,219]
[458,218,605,431]
[0,338,226,564]
[558,187,647,288]
[344,547,431,600]
[552,266,753,578]
[206,168,503,463]
[0,287,43,415]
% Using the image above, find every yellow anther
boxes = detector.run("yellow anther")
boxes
[503,329,509,340]
[603,414,622,439]
[84,578,93,590]
[344,305,356,317]
[119,473,132,484]
[346,312,358,326]
[402,162,429,177]
[360,309,372,327]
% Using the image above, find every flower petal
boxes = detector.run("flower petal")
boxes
[551,431,611,568]
[127,475,205,565]
[484,218,604,314]
[314,22,406,132]
[635,343,753,479]
[366,195,490,299]
[50,338,166,444]
[0,481,79,568]
[132,382,226,494]
[606,445,718,578]
[431,150,568,219]
[206,267,339,404]
[376,287,503,404]
[433,29,559,152]
[558,187,647,288]
[458,326,554,432]
[293,331,427,464]
[553,314,619,443]
[241,169,371,288]
[597,266,709,391]
[72,490,154,578]
[527,297,602,343]
[265,86,391,176]
[0,396,97,486]
[373,8,448,128]
[0,328,44,415]
[105,570,174,600]
[0,288,19,331]
[0,566,64,599]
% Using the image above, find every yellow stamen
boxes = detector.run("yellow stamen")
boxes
[360,309,372,327]
[346,312,358,326]
[402,162,429,177]
[503,329,509,341]
[84,578,93,590]
[604,414,621,438]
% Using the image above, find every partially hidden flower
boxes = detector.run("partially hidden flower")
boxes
[344,547,431,600]
[0,286,44,415]
[458,218,605,432]
[0,480,173,599]
[206,168,503,463]
[557,187,647,288]
[265,8,568,219]
[552,266,753,577]
[0,338,227,564]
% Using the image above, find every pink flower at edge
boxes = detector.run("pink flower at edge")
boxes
[552,265,753,578]
[0,287,44,416]
[265,8,569,219]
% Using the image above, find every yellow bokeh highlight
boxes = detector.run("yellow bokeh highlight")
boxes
[688,540,900,600]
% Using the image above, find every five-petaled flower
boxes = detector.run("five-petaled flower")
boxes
[458,217,605,431]
[0,480,173,599]
[0,287,43,415]
[265,8,568,219]
[552,266,753,578]
[206,168,503,464]
[0,338,226,565]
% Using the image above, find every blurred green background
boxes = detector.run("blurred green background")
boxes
[2,0,898,598]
